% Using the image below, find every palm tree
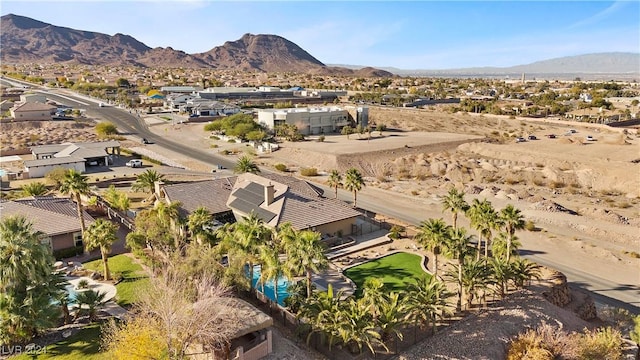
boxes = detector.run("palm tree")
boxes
[374,292,406,345]
[453,258,493,309]
[187,206,213,244]
[0,216,58,343]
[441,188,469,229]
[344,168,364,208]
[153,201,184,249]
[491,232,522,261]
[59,169,90,237]
[466,199,499,260]
[258,246,284,304]
[360,277,386,321]
[75,290,107,322]
[131,169,166,193]
[404,276,450,334]
[21,182,49,197]
[414,218,451,277]
[299,284,343,350]
[338,297,386,355]
[234,155,260,174]
[103,185,130,212]
[327,170,343,199]
[509,258,541,289]
[442,227,475,312]
[218,214,271,293]
[84,219,119,281]
[48,272,71,324]
[500,205,526,262]
[285,230,328,298]
[490,257,513,299]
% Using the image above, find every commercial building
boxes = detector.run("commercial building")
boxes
[257,106,352,135]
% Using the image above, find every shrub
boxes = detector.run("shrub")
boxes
[388,225,405,240]
[77,279,90,289]
[210,144,218,149]
[300,167,318,176]
[576,327,623,360]
[533,178,546,186]
[274,163,288,172]
[227,139,236,143]
[410,190,419,196]
[95,121,118,136]
[209,135,220,140]
[317,135,325,142]
[505,177,520,185]
[52,245,84,260]
[549,181,565,189]
[221,150,231,155]
[524,220,537,231]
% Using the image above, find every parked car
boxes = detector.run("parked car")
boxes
[569,129,577,133]
[141,138,151,144]
[586,135,595,141]
[189,113,200,118]
[126,159,143,168]
[546,134,556,139]
[516,137,526,143]
[527,135,537,140]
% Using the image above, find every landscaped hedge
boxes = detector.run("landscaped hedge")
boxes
[53,246,84,260]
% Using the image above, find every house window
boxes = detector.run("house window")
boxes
[73,232,83,247]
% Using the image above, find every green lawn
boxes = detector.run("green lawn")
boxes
[83,254,149,307]
[344,252,431,294]
[12,324,106,360]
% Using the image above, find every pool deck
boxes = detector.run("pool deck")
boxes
[326,230,392,260]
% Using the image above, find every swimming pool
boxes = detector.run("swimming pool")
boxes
[250,265,291,306]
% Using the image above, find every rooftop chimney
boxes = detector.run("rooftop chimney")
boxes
[264,183,274,206]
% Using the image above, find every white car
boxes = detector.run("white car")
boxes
[586,135,595,141]
[126,159,143,168]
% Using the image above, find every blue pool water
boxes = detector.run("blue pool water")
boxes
[250,265,292,306]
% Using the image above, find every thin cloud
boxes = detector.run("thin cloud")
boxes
[567,1,626,29]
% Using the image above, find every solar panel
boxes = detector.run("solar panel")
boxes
[245,182,265,197]
[232,187,264,205]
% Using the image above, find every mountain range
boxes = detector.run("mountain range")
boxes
[2,13,638,78]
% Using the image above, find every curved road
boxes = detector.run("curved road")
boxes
[36,85,640,314]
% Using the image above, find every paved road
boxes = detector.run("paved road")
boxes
[42,89,238,172]
[36,85,640,314]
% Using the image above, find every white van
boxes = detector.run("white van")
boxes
[126,159,143,168]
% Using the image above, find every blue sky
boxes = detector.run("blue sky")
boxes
[2,1,639,69]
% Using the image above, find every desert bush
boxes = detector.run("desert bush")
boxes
[227,139,236,143]
[300,167,318,176]
[221,149,231,155]
[505,177,520,185]
[210,144,219,149]
[410,190,419,196]
[507,329,554,360]
[576,327,623,360]
[95,121,118,136]
[274,163,288,172]
[317,135,325,142]
[524,220,537,231]
[615,202,631,209]
[209,135,220,140]
[569,182,582,188]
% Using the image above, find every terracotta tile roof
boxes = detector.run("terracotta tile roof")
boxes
[0,197,95,237]
[162,177,237,217]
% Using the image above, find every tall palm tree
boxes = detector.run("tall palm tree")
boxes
[404,276,450,334]
[360,277,386,321]
[258,245,284,304]
[344,168,364,208]
[338,297,386,355]
[153,201,184,249]
[75,290,107,322]
[414,218,451,277]
[234,155,260,174]
[466,199,499,260]
[131,169,166,193]
[285,230,328,298]
[299,284,343,350]
[490,257,514,299]
[491,232,522,261]
[442,227,475,312]
[187,206,213,244]
[59,169,90,237]
[84,219,119,281]
[441,188,469,229]
[327,170,343,199]
[500,205,526,262]
[21,182,49,197]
